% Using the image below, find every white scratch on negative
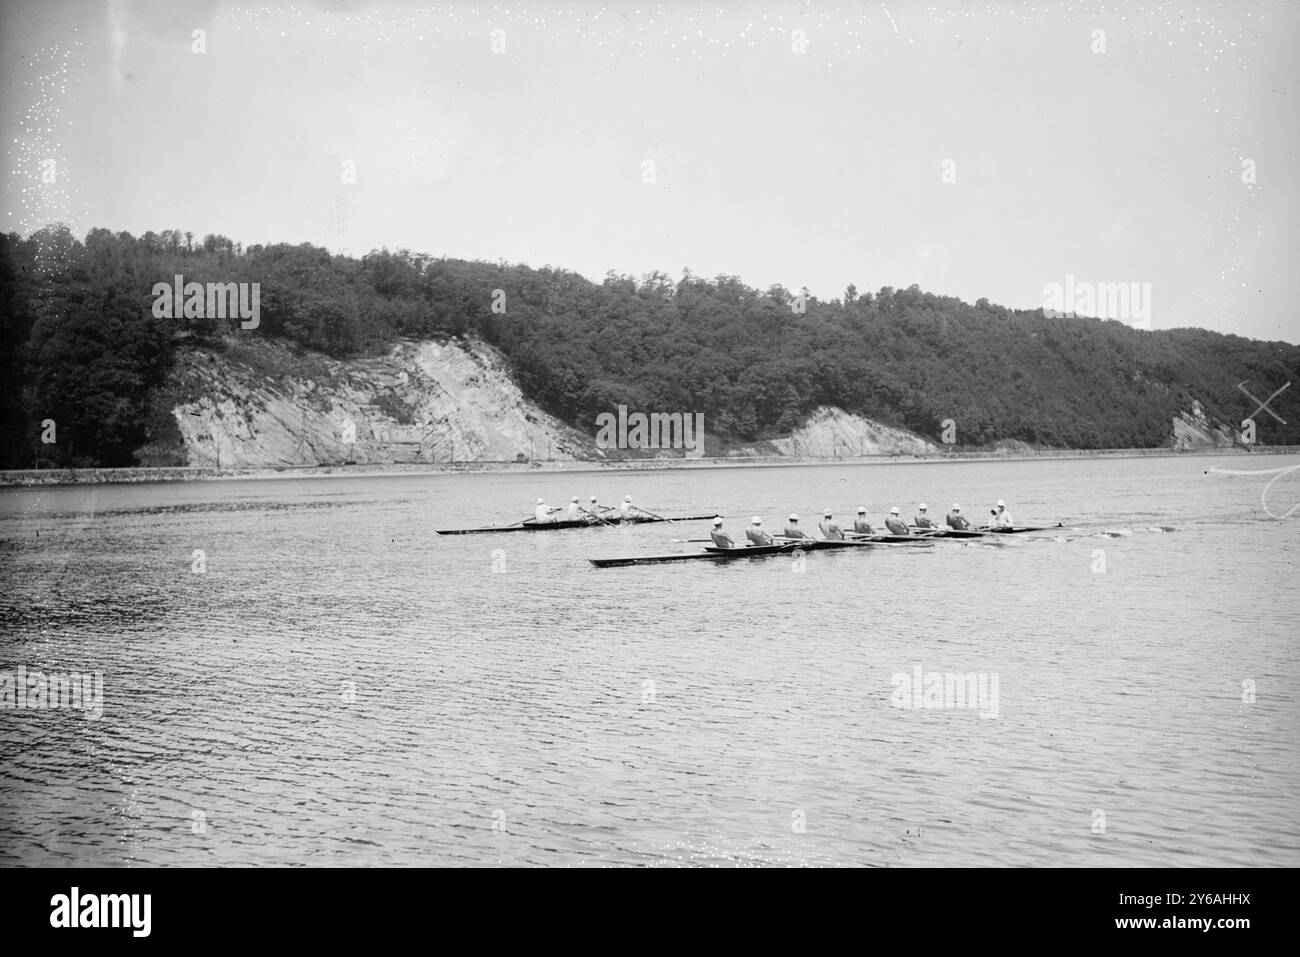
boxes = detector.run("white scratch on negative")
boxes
[882,3,899,37]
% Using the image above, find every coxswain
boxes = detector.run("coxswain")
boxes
[946,504,970,530]
[818,510,844,540]
[885,507,910,536]
[993,499,1014,528]
[710,517,737,548]
[914,503,937,529]
[783,513,811,540]
[745,516,775,547]
[853,506,875,536]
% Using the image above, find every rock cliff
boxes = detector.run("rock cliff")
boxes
[171,338,594,467]
[768,406,939,457]
[174,338,1180,467]
[1170,400,1237,450]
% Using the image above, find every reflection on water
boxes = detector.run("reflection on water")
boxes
[1,455,1297,866]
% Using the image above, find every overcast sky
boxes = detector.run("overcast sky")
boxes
[3,0,1297,342]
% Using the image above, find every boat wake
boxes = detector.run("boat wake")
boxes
[1206,463,1300,520]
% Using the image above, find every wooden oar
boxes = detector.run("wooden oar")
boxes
[629,506,668,521]
[583,508,616,526]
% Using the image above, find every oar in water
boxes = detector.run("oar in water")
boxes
[629,506,670,521]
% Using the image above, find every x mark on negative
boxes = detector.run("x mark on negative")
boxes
[1238,380,1291,425]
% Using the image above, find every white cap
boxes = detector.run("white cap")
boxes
[952,503,960,510]
[713,517,723,526]
[590,495,598,501]
[537,498,545,504]
[823,510,832,517]
[751,516,762,524]
[890,507,900,514]
[997,500,1006,507]
[625,495,633,501]
[571,496,578,502]
[919,503,928,510]
[857,506,866,513]
[788,513,798,521]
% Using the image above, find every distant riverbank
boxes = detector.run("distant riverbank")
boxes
[4,445,1297,487]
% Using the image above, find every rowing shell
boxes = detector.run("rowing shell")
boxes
[437,513,718,535]
[983,524,1062,534]
[588,537,931,568]
[897,524,1063,539]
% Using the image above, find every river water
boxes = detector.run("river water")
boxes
[1,454,1296,867]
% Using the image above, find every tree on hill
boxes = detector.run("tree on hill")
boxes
[1,227,1297,468]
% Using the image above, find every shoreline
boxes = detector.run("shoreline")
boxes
[3,446,1297,487]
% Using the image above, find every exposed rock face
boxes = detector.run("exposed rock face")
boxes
[1170,400,1236,450]
[167,340,1025,468]
[769,406,938,457]
[171,338,594,467]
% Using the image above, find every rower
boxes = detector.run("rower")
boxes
[853,506,875,536]
[993,499,1014,528]
[745,516,775,547]
[583,495,606,522]
[619,495,635,520]
[946,504,970,530]
[885,507,910,536]
[533,498,557,523]
[914,503,937,529]
[710,516,737,548]
[783,513,811,540]
[566,496,581,519]
[818,510,844,540]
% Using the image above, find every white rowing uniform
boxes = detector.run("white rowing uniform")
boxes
[567,502,580,519]
[534,504,551,523]
[995,510,1013,528]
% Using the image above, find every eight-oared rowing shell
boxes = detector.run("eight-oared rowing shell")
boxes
[588,536,934,568]
[899,524,1063,538]
[436,514,719,535]
[590,541,809,568]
